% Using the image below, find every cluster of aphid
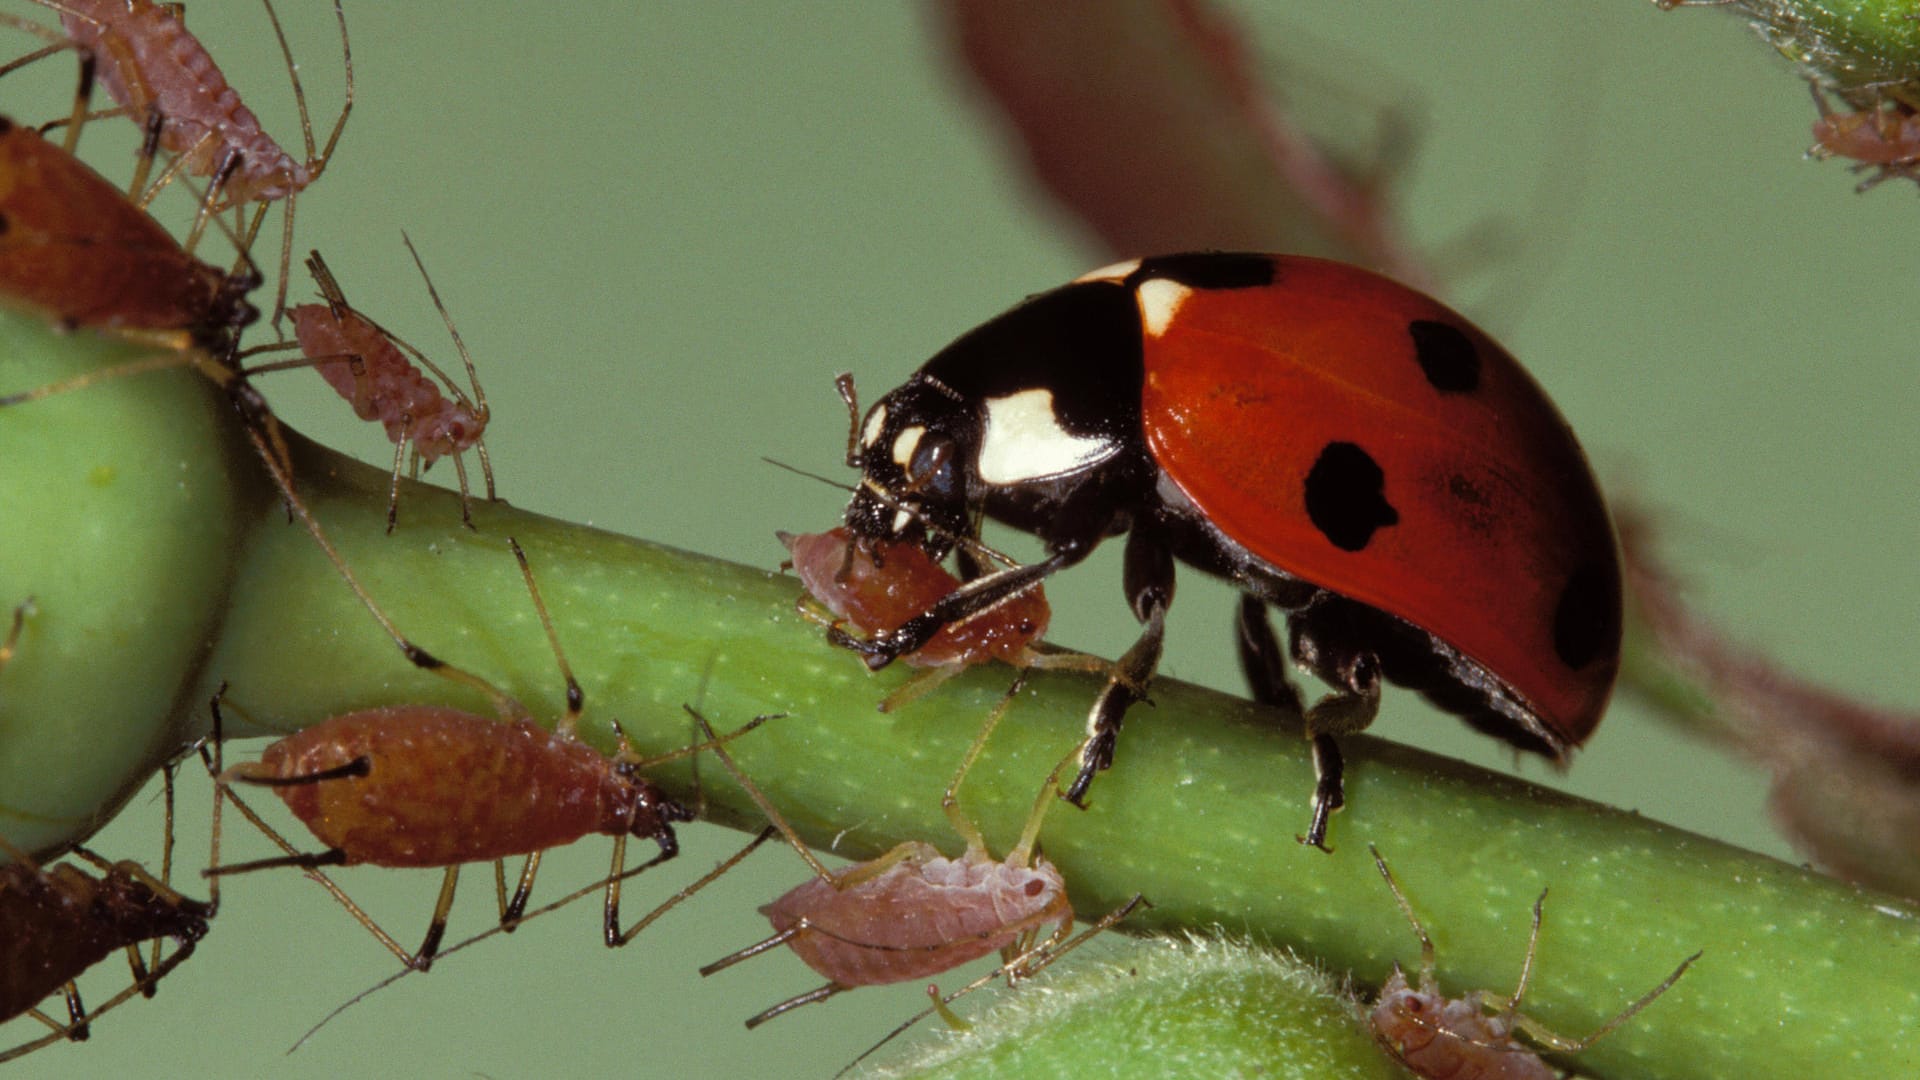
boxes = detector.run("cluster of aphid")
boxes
[1,2,1702,1073]
[1654,1,1920,192]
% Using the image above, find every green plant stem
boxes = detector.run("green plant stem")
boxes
[1665,1,1920,91]
[7,309,1919,1077]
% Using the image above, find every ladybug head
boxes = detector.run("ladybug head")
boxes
[843,375,976,559]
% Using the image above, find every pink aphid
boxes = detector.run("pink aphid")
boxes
[695,700,1110,1029]
[287,243,492,531]
[1366,846,1697,1079]
[1808,82,1920,192]
[30,0,353,319]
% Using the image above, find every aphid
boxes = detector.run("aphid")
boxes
[781,526,1106,710]
[697,696,1140,1029]
[0,761,214,1065]
[0,115,253,337]
[0,115,288,472]
[1367,846,1697,1079]
[269,244,493,532]
[1,0,354,325]
[1807,82,1920,192]
[834,253,1620,849]
[208,538,765,970]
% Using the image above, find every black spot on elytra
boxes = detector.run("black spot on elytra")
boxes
[1409,319,1480,393]
[0,211,9,236]
[1552,561,1620,670]
[1128,252,1276,291]
[1304,442,1399,552]
[0,117,13,136]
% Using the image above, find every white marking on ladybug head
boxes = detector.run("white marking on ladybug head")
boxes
[1136,278,1192,338]
[891,508,914,534]
[977,389,1118,486]
[861,403,889,449]
[890,425,927,468]
[1074,258,1140,284]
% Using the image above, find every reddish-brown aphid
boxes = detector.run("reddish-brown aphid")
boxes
[0,115,248,336]
[5,0,354,324]
[783,526,1107,712]
[697,693,1137,1029]
[0,761,214,1065]
[209,538,759,970]
[277,244,493,531]
[1807,82,1920,192]
[0,114,287,472]
[1366,846,1697,1079]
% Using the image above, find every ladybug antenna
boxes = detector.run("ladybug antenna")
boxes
[761,456,855,496]
[834,371,863,469]
[759,457,1020,572]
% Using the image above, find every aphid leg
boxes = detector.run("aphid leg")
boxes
[386,418,413,534]
[926,983,970,1029]
[200,686,418,967]
[0,15,94,152]
[683,706,836,884]
[1510,950,1699,1054]
[401,232,494,516]
[939,672,1034,854]
[238,426,524,720]
[260,0,354,329]
[839,894,1151,1077]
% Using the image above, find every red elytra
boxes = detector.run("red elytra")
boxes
[834,252,1621,847]
[1119,257,1617,743]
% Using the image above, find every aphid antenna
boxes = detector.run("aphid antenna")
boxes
[682,705,836,883]
[0,10,92,149]
[1368,844,1437,981]
[1367,844,1700,1058]
[287,825,779,1054]
[833,893,1152,1079]
[256,0,353,328]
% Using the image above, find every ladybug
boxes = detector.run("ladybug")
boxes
[834,252,1621,849]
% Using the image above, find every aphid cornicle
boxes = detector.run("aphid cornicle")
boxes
[209,539,730,970]
[834,253,1620,848]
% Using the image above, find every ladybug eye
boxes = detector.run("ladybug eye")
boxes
[902,435,955,494]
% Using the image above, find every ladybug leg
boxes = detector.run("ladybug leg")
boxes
[1286,612,1383,852]
[1065,527,1176,807]
[850,551,1077,669]
[1234,595,1304,715]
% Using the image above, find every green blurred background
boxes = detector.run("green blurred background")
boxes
[6,1,1917,1076]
